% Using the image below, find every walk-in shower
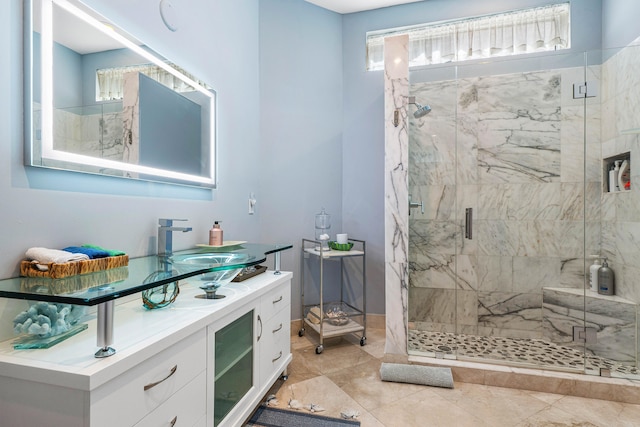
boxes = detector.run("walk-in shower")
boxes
[402,42,640,382]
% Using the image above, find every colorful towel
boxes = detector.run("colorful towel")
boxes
[62,246,110,259]
[82,244,126,257]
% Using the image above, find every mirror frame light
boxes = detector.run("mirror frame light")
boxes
[24,0,217,188]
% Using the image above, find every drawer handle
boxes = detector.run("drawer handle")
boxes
[272,351,282,363]
[272,295,283,304]
[272,323,283,334]
[144,365,177,391]
[170,416,178,427]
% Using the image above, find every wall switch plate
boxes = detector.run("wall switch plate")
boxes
[248,193,257,214]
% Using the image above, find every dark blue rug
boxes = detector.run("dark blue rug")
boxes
[246,406,361,426]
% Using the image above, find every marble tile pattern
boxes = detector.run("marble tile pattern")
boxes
[53,106,124,163]
[389,40,640,380]
[384,35,410,356]
[122,71,141,170]
[253,328,640,426]
[408,68,590,340]
[543,288,637,364]
[600,41,640,308]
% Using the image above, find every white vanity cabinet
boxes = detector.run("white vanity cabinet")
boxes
[0,271,292,427]
[258,282,291,387]
[92,329,207,427]
[208,279,292,427]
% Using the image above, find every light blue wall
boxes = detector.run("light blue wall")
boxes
[258,0,343,318]
[602,0,640,48]
[138,74,202,175]
[341,0,605,315]
[55,43,83,108]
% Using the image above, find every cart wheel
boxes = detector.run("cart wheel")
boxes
[281,374,289,381]
[315,345,324,354]
[360,336,367,346]
[298,328,305,337]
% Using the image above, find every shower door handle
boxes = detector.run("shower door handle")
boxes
[409,198,424,215]
[465,208,473,239]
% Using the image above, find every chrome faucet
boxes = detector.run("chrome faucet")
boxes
[158,218,192,256]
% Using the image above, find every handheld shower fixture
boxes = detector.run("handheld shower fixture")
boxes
[409,96,432,118]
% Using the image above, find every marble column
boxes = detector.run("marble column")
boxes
[122,72,140,178]
[384,35,409,355]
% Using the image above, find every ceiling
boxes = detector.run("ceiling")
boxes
[304,0,423,14]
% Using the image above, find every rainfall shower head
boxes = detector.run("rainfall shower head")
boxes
[413,104,431,118]
[409,96,432,118]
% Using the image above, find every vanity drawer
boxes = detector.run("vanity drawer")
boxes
[260,282,290,322]
[134,371,206,427]
[259,306,290,386]
[91,330,206,427]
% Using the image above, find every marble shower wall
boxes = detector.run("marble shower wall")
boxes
[408,65,603,340]
[53,105,124,163]
[599,41,640,365]
[384,35,410,355]
[600,41,640,305]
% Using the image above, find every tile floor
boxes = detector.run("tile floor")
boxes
[255,327,640,427]
[408,329,640,378]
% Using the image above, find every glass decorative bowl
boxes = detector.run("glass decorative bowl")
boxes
[328,241,353,251]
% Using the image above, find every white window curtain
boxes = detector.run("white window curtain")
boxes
[96,64,208,101]
[366,3,570,71]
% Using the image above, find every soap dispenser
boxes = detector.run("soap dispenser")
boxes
[597,257,615,296]
[209,221,223,246]
[589,256,601,292]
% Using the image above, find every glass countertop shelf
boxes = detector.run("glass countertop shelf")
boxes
[0,243,292,306]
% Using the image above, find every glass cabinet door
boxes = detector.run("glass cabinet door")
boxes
[213,310,254,426]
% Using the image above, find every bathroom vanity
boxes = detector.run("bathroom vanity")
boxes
[0,246,292,427]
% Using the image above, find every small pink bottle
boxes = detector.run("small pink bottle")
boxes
[209,221,223,246]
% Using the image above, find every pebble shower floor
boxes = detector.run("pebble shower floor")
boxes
[408,329,639,379]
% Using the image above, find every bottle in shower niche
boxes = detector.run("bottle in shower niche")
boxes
[609,161,621,192]
[589,256,601,292]
[618,159,630,191]
[209,221,223,246]
[598,258,615,296]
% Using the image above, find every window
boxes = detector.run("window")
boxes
[96,63,210,101]
[366,3,570,71]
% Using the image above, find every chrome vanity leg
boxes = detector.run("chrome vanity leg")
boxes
[95,300,116,358]
[273,252,281,275]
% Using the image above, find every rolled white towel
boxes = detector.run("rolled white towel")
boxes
[25,247,90,270]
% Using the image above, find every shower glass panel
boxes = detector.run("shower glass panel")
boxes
[407,63,460,359]
[588,44,640,379]
[408,50,593,372]
[408,43,640,379]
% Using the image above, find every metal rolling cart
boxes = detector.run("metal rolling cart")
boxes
[298,238,366,354]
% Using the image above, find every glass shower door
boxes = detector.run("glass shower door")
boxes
[407,65,461,358]
[408,51,592,372]
[407,45,640,379]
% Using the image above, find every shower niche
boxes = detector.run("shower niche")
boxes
[603,152,631,193]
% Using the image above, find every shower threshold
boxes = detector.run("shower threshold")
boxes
[408,330,639,380]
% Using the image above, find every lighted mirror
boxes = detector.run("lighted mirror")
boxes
[24,0,216,188]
